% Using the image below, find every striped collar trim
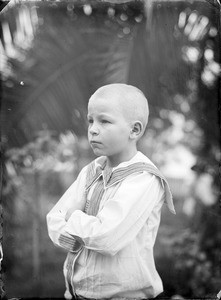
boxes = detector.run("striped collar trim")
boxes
[85,159,176,214]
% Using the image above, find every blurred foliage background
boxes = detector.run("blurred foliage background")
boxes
[0,0,220,299]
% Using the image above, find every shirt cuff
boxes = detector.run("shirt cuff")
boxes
[58,233,83,253]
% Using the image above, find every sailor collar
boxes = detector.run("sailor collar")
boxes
[85,156,176,214]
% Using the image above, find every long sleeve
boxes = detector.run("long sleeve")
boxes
[46,166,87,251]
[64,171,164,256]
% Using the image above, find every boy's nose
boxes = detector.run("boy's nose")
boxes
[89,123,99,135]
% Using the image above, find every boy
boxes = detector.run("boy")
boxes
[47,83,175,300]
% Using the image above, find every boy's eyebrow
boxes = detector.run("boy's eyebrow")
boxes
[99,113,115,118]
[87,113,114,119]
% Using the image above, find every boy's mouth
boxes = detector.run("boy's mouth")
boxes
[90,140,102,145]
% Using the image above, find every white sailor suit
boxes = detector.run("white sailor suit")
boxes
[47,151,175,299]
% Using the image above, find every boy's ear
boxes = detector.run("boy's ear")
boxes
[130,121,143,139]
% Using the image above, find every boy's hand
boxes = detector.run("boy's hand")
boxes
[65,207,75,222]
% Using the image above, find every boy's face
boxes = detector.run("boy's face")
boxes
[87,92,134,167]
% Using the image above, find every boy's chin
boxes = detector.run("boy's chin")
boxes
[92,148,105,156]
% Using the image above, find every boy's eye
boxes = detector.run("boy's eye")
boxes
[101,120,110,124]
[88,119,93,124]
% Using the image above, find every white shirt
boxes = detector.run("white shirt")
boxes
[47,151,175,299]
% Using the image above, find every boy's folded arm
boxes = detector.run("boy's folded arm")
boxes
[65,171,165,256]
[47,211,83,252]
[46,166,87,251]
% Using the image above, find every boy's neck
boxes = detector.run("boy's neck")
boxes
[106,149,138,168]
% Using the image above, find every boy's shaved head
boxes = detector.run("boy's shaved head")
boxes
[89,83,149,135]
